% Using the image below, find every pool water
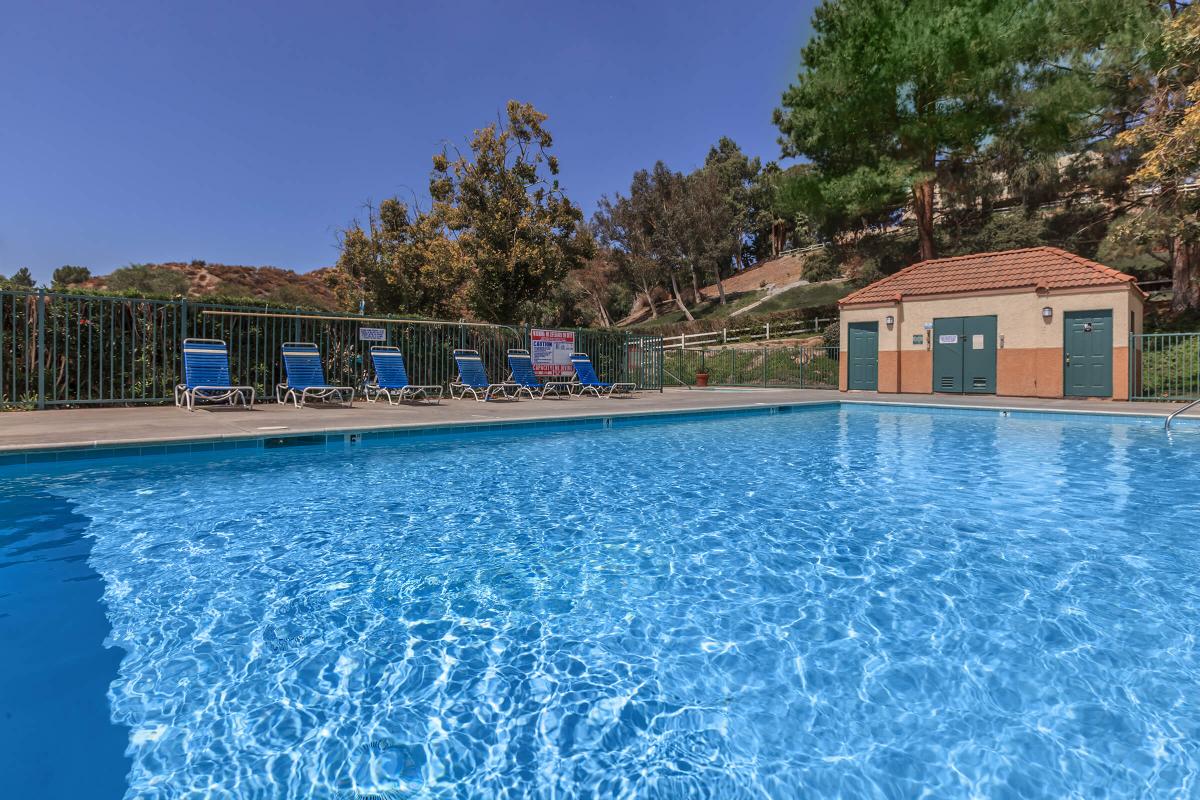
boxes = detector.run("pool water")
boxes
[3,406,1200,798]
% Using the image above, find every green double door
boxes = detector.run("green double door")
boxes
[847,322,878,390]
[1064,310,1113,397]
[932,315,997,394]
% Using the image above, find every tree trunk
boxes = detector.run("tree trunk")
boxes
[669,273,695,321]
[716,256,737,306]
[594,296,612,327]
[771,220,787,257]
[690,265,704,305]
[1170,238,1199,312]
[912,177,936,262]
[640,284,658,319]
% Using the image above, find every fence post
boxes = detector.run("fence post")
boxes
[35,289,46,409]
[1128,332,1133,401]
[659,337,664,392]
[762,347,768,386]
[180,298,188,342]
[722,328,727,344]
[765,322,771,340]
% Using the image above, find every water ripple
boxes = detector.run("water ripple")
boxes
[22,408,1200,798]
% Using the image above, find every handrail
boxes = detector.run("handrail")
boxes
[662,366,691,389]
[1165,397,1200,429]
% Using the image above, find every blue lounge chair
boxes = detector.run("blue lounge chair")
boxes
[449,349,518,401]
[174,338,255,411]
[364,346,443,405]
[276,342,355,408]
[570,352,636,398]
[506,349,573,399]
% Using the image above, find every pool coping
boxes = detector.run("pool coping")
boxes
[0,399,843,470]
[838,398,1195,423]
[0,395,1195,473]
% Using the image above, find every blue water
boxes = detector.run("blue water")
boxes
[3,406,1200,798]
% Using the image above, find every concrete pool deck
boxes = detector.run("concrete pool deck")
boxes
[1,388,1198,454]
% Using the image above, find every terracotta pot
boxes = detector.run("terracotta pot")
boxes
[695,372,709,387]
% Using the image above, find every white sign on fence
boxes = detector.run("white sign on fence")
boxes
[938,334,958,345]
[358,327,386,342]
[530,328,575,376]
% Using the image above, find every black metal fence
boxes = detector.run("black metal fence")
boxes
[663,345,839,389]
[0,290,663,408]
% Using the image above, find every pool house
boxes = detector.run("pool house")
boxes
[838,247,1146,400]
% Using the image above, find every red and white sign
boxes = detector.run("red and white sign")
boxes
[530,328,575,376]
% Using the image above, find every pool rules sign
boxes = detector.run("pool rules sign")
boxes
[530,328,575,376]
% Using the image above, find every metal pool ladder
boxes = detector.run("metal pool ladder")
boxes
[1165,397,1200,430]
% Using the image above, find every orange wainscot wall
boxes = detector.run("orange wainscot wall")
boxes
[1112,346,1130,401]
[877,351,900,392]
[842,344,1133,399]
[898,350,932,393]
[997,349,1038,396]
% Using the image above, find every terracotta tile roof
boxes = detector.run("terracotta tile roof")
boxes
[838,247,1142,306]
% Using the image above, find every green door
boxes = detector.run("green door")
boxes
[1064,310,1113,397]
[962,315,997,394]
[932,317,965,392]
[847,322,878,390]
[933,315,996,394]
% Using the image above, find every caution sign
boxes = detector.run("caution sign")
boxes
[530,328,575,376]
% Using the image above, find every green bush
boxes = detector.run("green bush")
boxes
[663,345,839,388]
[106,264,190,297]
[1138,337,1200,399]
[802,250,841,281]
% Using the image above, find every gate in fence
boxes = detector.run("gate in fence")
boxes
[663,345,839,389]
[1129,332,1200,401]
[0,290,663,408]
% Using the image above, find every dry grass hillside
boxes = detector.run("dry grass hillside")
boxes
[84,261,341,310]
[702,251,812,295]
[619,249,847,330]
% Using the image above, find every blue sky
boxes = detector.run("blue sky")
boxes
[1,1,816,282]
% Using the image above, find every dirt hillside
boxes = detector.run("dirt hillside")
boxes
[85,261,341,309]
[704,251,813,295]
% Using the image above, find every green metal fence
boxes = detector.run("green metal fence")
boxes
[663,345,839,389]
[0,289,662,408]
[1130,333,1200,401]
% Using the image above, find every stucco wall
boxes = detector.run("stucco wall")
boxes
[839,285,1144,399]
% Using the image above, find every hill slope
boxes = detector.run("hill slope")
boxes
[84,261,341,309]
[619,248,851,332]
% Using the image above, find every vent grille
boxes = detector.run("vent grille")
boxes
[940,376,955,389]
[972,377,987,388]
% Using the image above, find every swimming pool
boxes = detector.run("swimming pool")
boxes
[3,405,1200,798]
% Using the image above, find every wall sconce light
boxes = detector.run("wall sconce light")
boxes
[885,315,895,327]
[1041,306,1053,319]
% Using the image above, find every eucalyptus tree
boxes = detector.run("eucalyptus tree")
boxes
[329,198,468,318]
[430,101,589,323]
[691,137,766,304]
[332,101,587,324]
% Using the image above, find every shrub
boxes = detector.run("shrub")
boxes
[106,264,190,297]
[52,265,91,287]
